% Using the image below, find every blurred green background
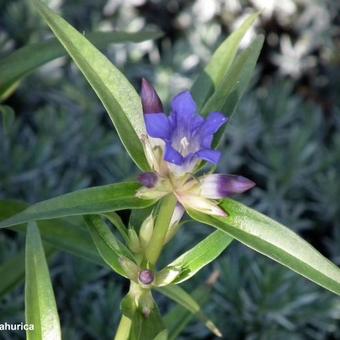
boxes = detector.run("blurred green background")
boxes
[0,0,339,339]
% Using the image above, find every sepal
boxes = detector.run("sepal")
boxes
[119,256,139,282]
[154,267,181,287]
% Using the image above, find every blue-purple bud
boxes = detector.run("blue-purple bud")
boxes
[138,172,158,188]
[139,270,154,285]
[218,175,256,197]
[200,174,256,200]
[141,78,164,114]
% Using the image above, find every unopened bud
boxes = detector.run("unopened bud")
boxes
[139,290,155,318]
[138,270,154,285]
[141,78,164,114]
[138,172,158,188]
[139,214,154,249]
[119,257,139,282]
[128,228,141,253]
[164,203,185,244]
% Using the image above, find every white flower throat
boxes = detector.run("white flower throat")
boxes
[179,137,189,155]
[173,134,200,158]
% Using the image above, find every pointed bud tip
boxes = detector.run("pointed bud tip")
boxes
[141,78,164,114]
[218,175,256,197]
[234,176,256,191]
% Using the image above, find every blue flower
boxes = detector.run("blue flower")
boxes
[138,79,255,216]
[142,80,228,171]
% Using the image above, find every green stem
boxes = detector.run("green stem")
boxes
[145,194,177,266]
[114,314,132,340]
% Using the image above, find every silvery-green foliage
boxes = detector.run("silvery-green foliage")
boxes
[0,79,135,201]
[212,247,340,340]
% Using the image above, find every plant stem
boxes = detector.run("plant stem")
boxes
[114,314,131,340]
[145,194,177,266]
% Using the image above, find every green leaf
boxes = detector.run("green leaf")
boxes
[0,105,15,131]
[164,230,232,284]
[0,182,155,229]
[191,12,259,110]
[103,211,129,243]
[202,35,264,116]
[0,80,20,102]
[0,247,55,298]
[23,219,103,264]
[195,35,264,159]
[0,200,104,265]
[157,285,221,337]
[153,330,168,340]
[129,206,154,230]
[129,303,165,340]
[25,222,61,340]
[32,0,150,170]
[0,31,162,99]
[163,285,211,340]
[84,215,133,277]
[0,201,107,300]
[189,199,340,296]
[0,199,27,219]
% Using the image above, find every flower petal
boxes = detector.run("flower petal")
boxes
[171,91,198,125]
[196,149,221,164]
[200,174,256,199]
[164,143,184,165]
[200,134,213,149]
[141,78,164,114]
[145,113,171,139]
[177,193,227,217]
[201,112,228,135]
[170,203,185,227]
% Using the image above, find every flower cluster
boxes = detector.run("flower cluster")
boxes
[137,79,255,217]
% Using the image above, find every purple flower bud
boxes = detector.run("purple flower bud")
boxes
[201,174,256,199]
[141,78,164,114]
[138,172,158,188]
[139,270,154,285]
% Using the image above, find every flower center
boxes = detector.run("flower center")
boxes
[179,136,189,155]
[172,132,200,160]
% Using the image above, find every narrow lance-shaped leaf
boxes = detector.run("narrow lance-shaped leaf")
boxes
[0,201,106,300]
[163,282,212,340]
[189,199,340,296]
[84,214,133,277]
[0,199,105,265]
[164,230,232,284]
[194,35,264,172]
[0,31,162,100]
[152,330,168,340]
[202,35,264,155]
[0,246,55,298]
[202,35,264,116]
[191,12,259,110]
[0,182,155,229]
[0,105,15,131]
[157,285,221,337]
[103,211,129,243]
[32,0,150,170]
[25,222,61,340]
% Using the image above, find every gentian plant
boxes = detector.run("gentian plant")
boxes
[0,1,339,339]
